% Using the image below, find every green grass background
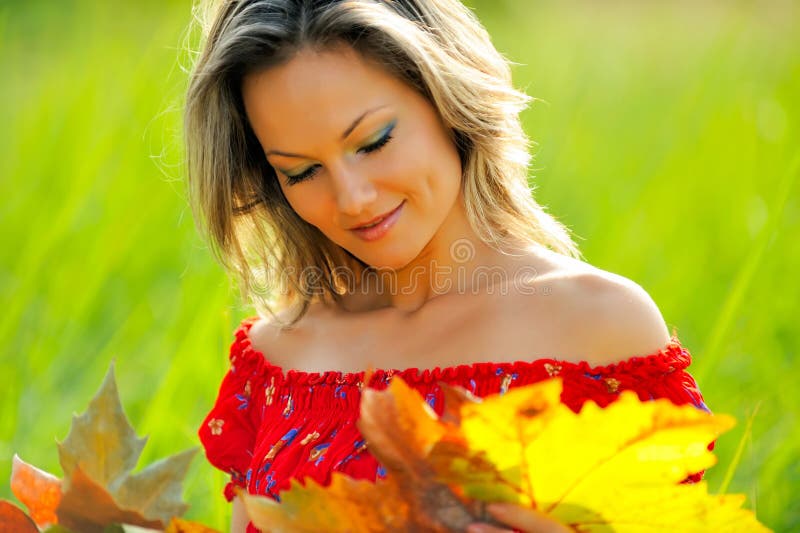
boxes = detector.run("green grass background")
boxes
[1,0,797,530]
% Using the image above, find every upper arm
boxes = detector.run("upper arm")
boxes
[563,271,672,366]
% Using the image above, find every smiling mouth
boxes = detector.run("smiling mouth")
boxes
[349,202,403,230]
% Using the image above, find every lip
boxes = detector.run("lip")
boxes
[349,203,402,230]
[350,200,404,242]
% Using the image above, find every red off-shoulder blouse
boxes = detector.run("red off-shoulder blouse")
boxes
[198,316,713,533]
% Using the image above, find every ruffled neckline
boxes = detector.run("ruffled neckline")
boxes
[232,316,692,386]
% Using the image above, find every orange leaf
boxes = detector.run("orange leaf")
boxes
[164,517,223,533]
[0,499,39,533]
[243,377,504,532]
[10,454,62,529]
[358,375,446,469]
[242,474,411,532]
[358,376,491,530]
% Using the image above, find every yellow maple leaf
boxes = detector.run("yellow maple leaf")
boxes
[242,376,770,533]
[454,378,767,531]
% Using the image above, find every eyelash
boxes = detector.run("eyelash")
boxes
[285,126,395,185]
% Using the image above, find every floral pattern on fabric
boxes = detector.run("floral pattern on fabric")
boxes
[198,317,714,533]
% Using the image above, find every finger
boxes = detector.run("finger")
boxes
[466,524,514,533]
[486,503,570,533]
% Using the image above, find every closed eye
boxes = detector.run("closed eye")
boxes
[284,120,396,186]
[284,164,320,184]
[357,121,395,155]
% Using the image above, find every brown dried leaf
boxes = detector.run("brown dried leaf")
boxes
[57,464,163,533]
[112,449,196,522]
[58,364,147,491]
[55,363,197,529]
[12,362,197,532]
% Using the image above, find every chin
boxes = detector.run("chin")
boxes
[362,257,407,271]
[358,249,416,272]
[345,232,430,272]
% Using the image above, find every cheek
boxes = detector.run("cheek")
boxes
[417,134,462,196]
[282,185,328,226]
[392,131,442,182]
[405,117,461,179]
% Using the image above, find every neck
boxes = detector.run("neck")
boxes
[339,214,528,315]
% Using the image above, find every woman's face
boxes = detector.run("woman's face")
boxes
[241,44,463,271]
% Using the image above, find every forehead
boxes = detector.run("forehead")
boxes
[241,45,406,147]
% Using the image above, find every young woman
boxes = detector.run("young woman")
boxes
[185,1,711,531]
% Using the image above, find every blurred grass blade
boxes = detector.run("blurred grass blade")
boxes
[717,402,760,495]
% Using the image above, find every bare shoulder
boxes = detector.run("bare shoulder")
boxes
[513,248,672,366]
[247,315,281,353]
[545,267,672,366]
[246,303,318,365]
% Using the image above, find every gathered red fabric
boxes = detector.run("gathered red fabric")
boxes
[198,316,714,533]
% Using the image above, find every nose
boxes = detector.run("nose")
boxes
[330,161,378,217]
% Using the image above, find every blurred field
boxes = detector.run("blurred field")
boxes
[0,0,797,530]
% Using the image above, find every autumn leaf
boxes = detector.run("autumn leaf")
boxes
[242,378,511,532]
[460,380,713,497]
[241,376,501,532]
[57,364,147,493]
[0,499,39,533]
[110,448,198,524]
[450,379,768,531]
[10,362,198,532]
[39,520,218,533]
[11,454,62,528]
[242,376,770,533]
[242,475,410,533]
[163,517,222,533]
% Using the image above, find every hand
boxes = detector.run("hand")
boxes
[466,502,571,533]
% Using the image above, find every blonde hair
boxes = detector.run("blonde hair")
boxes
[184,0,583,327]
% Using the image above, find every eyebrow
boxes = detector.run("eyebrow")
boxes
[265,105,389,158]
